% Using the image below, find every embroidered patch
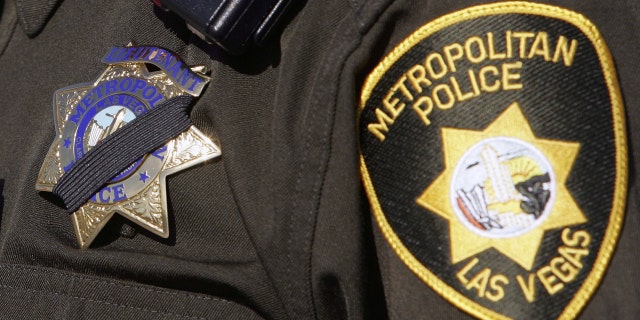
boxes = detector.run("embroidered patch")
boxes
[359,2,626,319]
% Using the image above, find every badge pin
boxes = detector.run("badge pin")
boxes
[36,45,221,249]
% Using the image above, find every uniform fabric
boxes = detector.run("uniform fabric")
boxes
[0,0,638,319]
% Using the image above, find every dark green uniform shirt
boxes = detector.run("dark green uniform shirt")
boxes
[0,0,637,319]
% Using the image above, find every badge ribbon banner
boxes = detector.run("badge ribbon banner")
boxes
[102,46,208,96]
[359,2,626,319]
[37,45,221,249]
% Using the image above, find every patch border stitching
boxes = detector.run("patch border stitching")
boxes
[358,2,627,319]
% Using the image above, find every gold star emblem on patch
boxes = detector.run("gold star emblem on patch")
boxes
[417,102,585,270]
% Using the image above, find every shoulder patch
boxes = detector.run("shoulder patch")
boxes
[359,2,626,319]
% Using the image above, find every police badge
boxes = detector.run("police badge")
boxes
[36,45,221,249]
[360,2,626,319]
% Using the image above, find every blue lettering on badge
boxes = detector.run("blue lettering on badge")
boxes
[102,46,208,96]
[90,183,128,204]
[151,145,167,161]
[66,77,168,202]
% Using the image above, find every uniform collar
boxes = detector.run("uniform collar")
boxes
[13,0,62,37]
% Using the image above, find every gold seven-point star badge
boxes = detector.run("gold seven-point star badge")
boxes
[36,45,221,248]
